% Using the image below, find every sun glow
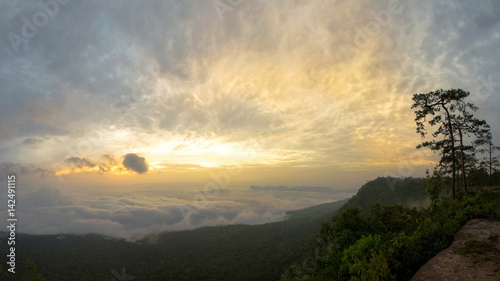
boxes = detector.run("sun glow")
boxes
[54,165,134,176]
[144,138,262,168]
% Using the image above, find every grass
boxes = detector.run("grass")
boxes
[458,239,491,255]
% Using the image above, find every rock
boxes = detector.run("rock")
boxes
[410,219,500,281]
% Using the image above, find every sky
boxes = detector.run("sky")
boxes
[0,0,499,239]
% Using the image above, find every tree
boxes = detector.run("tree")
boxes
[339,235,394,281]
[425,169,443,206]
[412,89,462,198]
[24,260,47,281]
[475,131,500,186]
[452,99,490,191]
[412,89,489,198]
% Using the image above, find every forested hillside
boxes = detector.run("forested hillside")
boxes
[281,188,500,280]
[0,199,347,281]
[340,177,429,213]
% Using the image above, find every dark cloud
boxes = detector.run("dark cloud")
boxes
[97,154,119,172]
[101,154,118,165]
[122,153,149,174]
[21,137,45,146]
[0,162,51,178]
[65,157,96,168]
[62,155,130,174]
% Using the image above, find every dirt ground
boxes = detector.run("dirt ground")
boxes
[410,219,500,281]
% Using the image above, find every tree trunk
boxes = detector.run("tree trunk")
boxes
[489,140,493,186]
[458,126,467,193]
[442,104,456,199]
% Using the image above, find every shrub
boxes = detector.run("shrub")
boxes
[339,235,394,281]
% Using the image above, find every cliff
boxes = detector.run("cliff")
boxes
[411,219,500,281]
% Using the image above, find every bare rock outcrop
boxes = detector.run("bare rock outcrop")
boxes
[411,219,500,281]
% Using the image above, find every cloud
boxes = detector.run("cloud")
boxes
[3,184,352,239]
[60,155,134,174]
[21,137,45,146]
[122,153,149,174]
[65,157,96,168]
[0,162,51,178]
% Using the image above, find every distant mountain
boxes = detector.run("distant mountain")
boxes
[340,176,429,213]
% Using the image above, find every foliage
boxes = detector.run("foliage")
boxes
[24,260,47,281]
[281,187,500,281]
[425,169,444,206]
[339,235,394,281]
[340,177,429,213]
